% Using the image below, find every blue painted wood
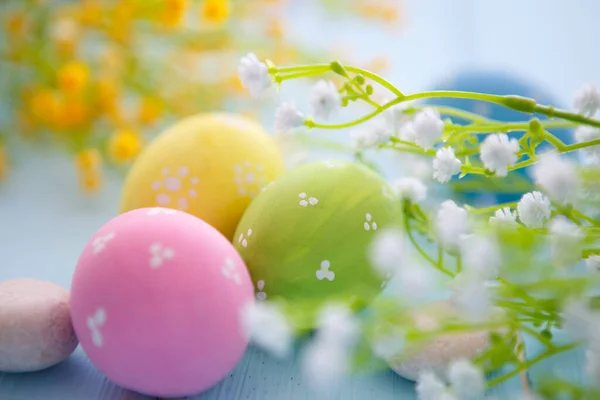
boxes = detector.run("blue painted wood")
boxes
[0,151,582,400]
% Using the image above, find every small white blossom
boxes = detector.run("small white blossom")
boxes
[240,302,293,358]
[274,102,305,135]
[238,53,272,98]
[448,359,486,400]
[350,120,392,151]
[315,303,361,347]
[549,216,583,268]
[585,348,600,382]
[574,84,600,116]
[480,133,520,176]
[585,255,600,272]
[413,108,445,150]
[368,228,404,278]
[517,191,551,228]
[416,371,448,400]
[459,234,501,281]
[396,265,436,302]
[371,326,405,359]
[392,177,428,202]
[451,274,491,322]
[310,79,341,120]
[532,152,578,204]
[301,338,349,390]
[561,299,598,343]
[398,120,417,142]
[575,126,600,164]
[383,100,411,134]
[489,207,518,228]
[435,200,469,251]
[433,147,462,184]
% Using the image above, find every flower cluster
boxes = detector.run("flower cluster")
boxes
[1,0,402,193]
[238,53,600,399]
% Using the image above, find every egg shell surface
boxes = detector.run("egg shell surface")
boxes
[70,208,254,397]
[234,160,403,330]
[120,113,285,241]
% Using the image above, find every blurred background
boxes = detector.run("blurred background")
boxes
[0,0,598,277]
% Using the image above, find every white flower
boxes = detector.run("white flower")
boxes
[489,207,518,228]
[274,102,305,135]
[480,133,520,177]
[435,200,469,251]
[585,348,600,382]
[368,228,404,278]
[459,234,501,281]
[350,119,392,151]
[238,53,272,98]
[433,147,462,184]
[448,359,486,400]
[575,126,600,164]
[395,265,436,303]
[392,177,428,202]
[416,371,448,400]
[517,191,551,228]
[371,326,405,359]
[532,152,578,204]
[561,299,598,343]
[398,120,417,142]
[315,303,360,347]
[574,84,600,116]
[585,255,600,272]
[549,216,583,268]
[301,338,349,390]
[240,301,293,358]
[451,275,491,323]
[413,108,444,149]
[310,79,341,120]
[383,101,410,134]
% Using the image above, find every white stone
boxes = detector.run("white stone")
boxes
[0,278,79,372]
[385,301,494,381]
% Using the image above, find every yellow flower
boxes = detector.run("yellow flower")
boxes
[161,0,188,28]
[0,145,7,181]
[138,97,162,125]
[27,89,60,126]
[79,169,102,193]
[55,96,90,130]
[50,17,79,56]
[265,18,284,40]
[76,148,102,171]
[5,11,26,36]
[78,0,104,27]
[108,129,142,164]
[58,61,89,94]
[95,78,119,114]
[201,0,230,24]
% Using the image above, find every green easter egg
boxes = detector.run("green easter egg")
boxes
[233,160,403,330]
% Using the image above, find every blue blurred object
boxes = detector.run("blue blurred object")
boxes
[424,70,574,206]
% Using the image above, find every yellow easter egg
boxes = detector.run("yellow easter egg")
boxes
[120,113,284,240]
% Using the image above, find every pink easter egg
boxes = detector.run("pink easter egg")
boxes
[70,207,254,397]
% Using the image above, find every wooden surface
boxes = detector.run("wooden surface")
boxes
[0,151,586,399]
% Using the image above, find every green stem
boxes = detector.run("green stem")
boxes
[487,343,578,388]
[271,64,329,73]
[402,90,506,105]
[276,68,331,82]
[518,324,555,349]
[535,104,600,129]
[467,201,519,214]
[345,66,404,97]
[405,218,454,277]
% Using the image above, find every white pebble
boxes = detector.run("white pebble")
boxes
[0,279,79,372]
[385,301,492,381]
